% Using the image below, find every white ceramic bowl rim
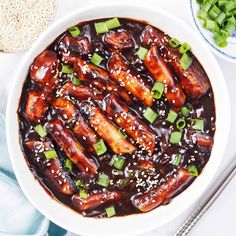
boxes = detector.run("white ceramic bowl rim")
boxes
[6,3,230,236]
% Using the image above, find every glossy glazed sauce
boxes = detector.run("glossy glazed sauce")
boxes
[18,18,215,218]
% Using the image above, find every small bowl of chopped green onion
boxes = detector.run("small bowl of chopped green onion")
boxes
[189,0,236,63]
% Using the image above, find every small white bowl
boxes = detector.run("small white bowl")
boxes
[189,0,236,63]
[6,3,230,236]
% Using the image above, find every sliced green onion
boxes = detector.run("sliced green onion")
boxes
[93,139,107,156]
[198,9,209,20]
[94,22,109,34]
[72,76,81,86]
[179,42,191,54]
[216,12,227,25]
[170,131,182,144]
[213,30,229,47]
[143,107,158,124]
[173,154,182,166]
[222,19,236,34]
[169,38,181,48]
[79,188,88,198]
[218,0,227,8]
[192,119,204,131]
[179,53,193,70]
[34,124,47,138]
[204,19,220,32]
[110,155,126,170]
[166,110,178,123]
[75,179,84,187]
[90,53,103,66]
[106,17,121,30]
[208,5,221,19]
[64,159,73,172]
[97,173,110,187]
[117,129,127,140]
[176,118,186,130]
[202,1,212,12]
[61,64,74,73]
[105,205,116,217]
[188,165,199,176]
[181,106,190,117]
[68,26,80,37]
[136,47,148,60]
[44,149,57,160]
[151,82,164,99]
[224,1,236,12]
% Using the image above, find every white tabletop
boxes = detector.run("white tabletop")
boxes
[1,0,236,235]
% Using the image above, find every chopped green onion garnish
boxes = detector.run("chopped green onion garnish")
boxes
[224,1,236,12]
[64,159,73,172]
[169,38,180,48]
[79,188,88,199]
[143,107,158,124]
[166,110,178,123]
[222,19,236,34]
[213,30,229,47]
[61,64,74,73]
[117,178,130,187]
[68,26,81,37]
[204,19,220,32]
[179,53,193,70]
[188,165,199,176]
[202,1,212,12]
[93,139,107,156]
[44,149,57,160]
[173,154,182,166]
[117,129,127,140]
[136,47,148,60]
[75,179,84,187]
[94,22,109,34]
[90,53,103,66]
[216,12,227,25]
[170,131,182,144]
[34,124,47,138]
[105,205,116,217]
[110,155,126,170]
[181,106,190,117]
[192,119,204,131]
[198,9,209,20]
[72,76,81,86]
[106,17,121,30]
[208,5,221,19]
[179,42,191,54]
[97,173,110,187]
[176,118,186,130]
[151,82,164,99]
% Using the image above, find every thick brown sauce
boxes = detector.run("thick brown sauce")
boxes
[18,18,216,218]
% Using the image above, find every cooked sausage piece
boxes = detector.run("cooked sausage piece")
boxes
[107,53,153,107]
[59,81,104,101]
[103,29,135,50]
[140,25,210,99]
[196,133,214,151]
[74,58,133,105]
[30,50,59,90]
[105,93,156,154]
[72,190,122,211]
[132,168,194,212]
[144,46,186,111]
[45,119,99,174]
[80,101,137,154]
[25,90,49,122]
[25,140,75,195]
[52,98,99,153]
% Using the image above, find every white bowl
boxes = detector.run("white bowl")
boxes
[6,3,230,236]
[188,0,236,63]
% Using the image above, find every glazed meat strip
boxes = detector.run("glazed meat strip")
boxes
[132,168,194,212]
[59,81,104,101]
[140,25,210,99]
[196,133,214,151]
[144,45,186,111]
[107,53,153,107]
[52,98,99,153]
[74,58,133,105]
[45,119,99,174]
[72,190,122,211]
[59,35,91,64]
[30,50,59,91]
[103,29,135,50]
[25,140,75,195]
[105,93,156,154]
[80,101,137,154]
[25,90,49,122]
